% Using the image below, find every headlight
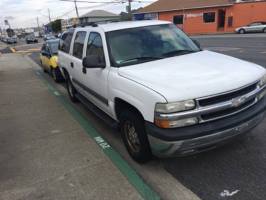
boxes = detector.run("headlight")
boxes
[155,117,198,128]
[155,100,195,113]
[155,100,198,128]
[259,74,266,87]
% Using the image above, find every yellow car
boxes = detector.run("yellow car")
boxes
[40,39,63,82]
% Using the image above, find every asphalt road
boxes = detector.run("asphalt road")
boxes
[28,34,266,200]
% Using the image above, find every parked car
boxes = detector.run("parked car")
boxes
[44,34,56,41]
[26,35,38,44]
[58,20,266,163]
[6,36,17,44]
[40,39,63,82]
[235,22,266,34]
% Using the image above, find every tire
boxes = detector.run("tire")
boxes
[51,67,63,83]
[119,109,152,163]
[263,28,266,33]
[239,29,245,34]
[66,74,79,103]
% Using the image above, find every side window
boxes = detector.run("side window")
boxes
[228,16,233,27]
[73,31,86,59]
[86,32,105,64]
[203,12,215,23]
[60,31,74,53]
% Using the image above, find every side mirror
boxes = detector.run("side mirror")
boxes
[82,55,105,69]
[192,39,201,49]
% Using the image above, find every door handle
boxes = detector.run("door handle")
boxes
[70,62,74,68]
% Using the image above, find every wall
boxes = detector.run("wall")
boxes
[159,7,225,35]
[158,1,266,35]
[225,1,266,32]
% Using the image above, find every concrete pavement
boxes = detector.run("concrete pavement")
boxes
[0,53,146,200]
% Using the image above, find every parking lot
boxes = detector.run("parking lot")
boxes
[1,33,266,200]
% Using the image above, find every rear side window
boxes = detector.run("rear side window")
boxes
[73,31,86,59]
[59,30,74,53]
[86,32,105,64]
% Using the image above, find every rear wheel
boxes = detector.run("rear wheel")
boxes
[51,67,63,83]
[66,74,79,103]
[263,28,266,33]
[119,109,152,163]
[239,29,245,34]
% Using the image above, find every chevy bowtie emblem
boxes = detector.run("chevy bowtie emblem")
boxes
[232,96,247,107]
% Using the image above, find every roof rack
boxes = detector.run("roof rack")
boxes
[78,19,122,28]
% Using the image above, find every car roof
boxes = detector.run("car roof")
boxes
[46,39,59,43]
[77,20,171,32]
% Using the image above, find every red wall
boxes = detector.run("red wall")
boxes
[158,1,266,35]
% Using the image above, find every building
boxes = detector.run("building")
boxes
[134,0,266,35]
[61,18,79,32]
[79,10,120,24]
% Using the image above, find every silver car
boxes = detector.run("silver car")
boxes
[236,22,266,34]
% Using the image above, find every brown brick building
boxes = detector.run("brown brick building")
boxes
[134,0,266,35]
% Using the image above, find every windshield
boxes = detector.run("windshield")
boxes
[48,41,59,54]
[106,24,200,67]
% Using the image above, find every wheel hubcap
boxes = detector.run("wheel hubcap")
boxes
[124,121,140,153]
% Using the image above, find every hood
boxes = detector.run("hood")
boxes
[118,50,265,102]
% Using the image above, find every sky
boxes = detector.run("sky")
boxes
[0,0,155,29]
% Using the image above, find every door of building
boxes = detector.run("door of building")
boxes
[218,9,226,30]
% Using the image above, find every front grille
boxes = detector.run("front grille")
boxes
[197,82,259,122]
[198,83,257,107]
[201,98,256,121]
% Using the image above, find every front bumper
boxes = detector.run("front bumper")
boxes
[146,98,266,157]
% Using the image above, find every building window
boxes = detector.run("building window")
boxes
[203,12,215,23]
[228,16,233,27]
[173,15,183,25]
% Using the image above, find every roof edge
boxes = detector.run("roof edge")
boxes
[134,3,233,14]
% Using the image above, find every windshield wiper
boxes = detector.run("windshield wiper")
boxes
[120,56,163,64]
[162,49,197,57]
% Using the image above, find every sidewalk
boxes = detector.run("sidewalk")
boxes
[0,53,149,200]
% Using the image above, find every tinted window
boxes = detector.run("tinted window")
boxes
[73,31,86,59]
[203,12,215,23]
[173,15,183,25]
[86,32,105,63]
[60,30,74,53]
[250,22,261,26]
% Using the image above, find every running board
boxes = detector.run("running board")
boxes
[75,93,119,130]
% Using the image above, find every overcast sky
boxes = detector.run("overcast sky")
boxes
[0,0,155,29]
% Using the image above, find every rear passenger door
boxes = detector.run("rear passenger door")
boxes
[58,29,74,78]
[70,30,87,96]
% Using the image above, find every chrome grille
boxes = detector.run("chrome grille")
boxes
[196,81,259,122]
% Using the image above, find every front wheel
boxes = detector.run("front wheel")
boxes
[120,110,152,163]
[239,29,245,34]
[263,28,266,33]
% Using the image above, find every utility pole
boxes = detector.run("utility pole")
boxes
[74,0,80,19]
[36,17,40,36]
[128,0,132,14]
[48,8,51,23]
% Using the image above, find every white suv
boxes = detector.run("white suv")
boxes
[59,20,266,163]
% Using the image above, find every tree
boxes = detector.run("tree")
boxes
[50,19,62,33]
